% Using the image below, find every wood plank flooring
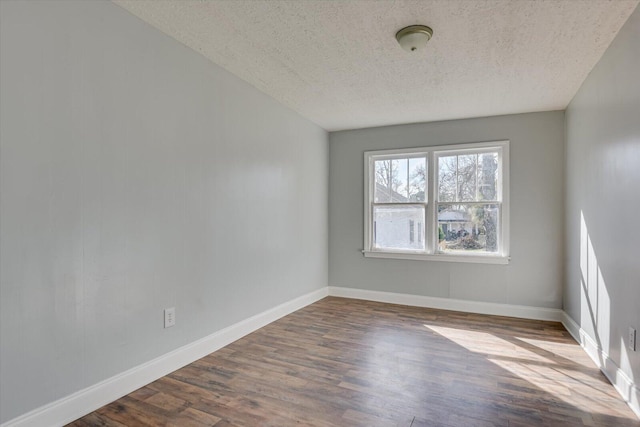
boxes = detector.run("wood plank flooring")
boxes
[68,297,639,426]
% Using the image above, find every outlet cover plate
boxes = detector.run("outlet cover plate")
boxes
[629,327,636,351]
[164,307,176,328]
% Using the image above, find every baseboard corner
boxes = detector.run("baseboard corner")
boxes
[560,311,639,419]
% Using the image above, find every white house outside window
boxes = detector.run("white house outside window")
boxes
[364,141,509,264]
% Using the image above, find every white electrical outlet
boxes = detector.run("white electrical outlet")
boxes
[629,327,636,351]
[164,307,176,328]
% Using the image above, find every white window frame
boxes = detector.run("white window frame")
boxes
[363,140,510,264]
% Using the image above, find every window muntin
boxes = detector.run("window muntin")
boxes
[364,141,509,263]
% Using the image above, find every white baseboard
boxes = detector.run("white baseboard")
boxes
[561,312,640,419]
[328,286,564,322]
[5,286,637,425]
[1,287,328,427]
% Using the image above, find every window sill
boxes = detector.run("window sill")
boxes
[362,250,510,265]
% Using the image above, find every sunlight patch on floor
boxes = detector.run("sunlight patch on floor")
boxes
[424,323,636,420]
[424,324,554,363]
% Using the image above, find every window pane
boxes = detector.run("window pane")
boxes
[478,152,498,201]
[439,151,499,203]
[438,156,457,202]
[374,157,426,202]
[373,205,425,251]
[408,158,426,202]
[374,159,406,202]
[457,154,477,202]
[437,204,499,253]
[374,160,393,202]
[392,159,409,200]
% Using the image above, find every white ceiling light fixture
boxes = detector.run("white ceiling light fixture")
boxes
[396,25,433,52]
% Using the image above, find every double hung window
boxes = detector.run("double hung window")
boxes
[364,141,509,264]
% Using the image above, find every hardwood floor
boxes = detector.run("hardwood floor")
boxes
[68,297,639,426]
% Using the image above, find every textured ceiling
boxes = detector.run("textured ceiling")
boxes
[114,0,638,131]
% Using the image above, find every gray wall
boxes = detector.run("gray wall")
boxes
[0,0,328,422]
[330,112,564,308]
[564,6,639,391]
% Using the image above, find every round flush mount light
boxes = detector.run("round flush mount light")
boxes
[396,25,433,52]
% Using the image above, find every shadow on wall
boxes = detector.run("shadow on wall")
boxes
[579,210,636,402]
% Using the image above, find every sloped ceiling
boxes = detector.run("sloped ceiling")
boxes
[114,0,638,131]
